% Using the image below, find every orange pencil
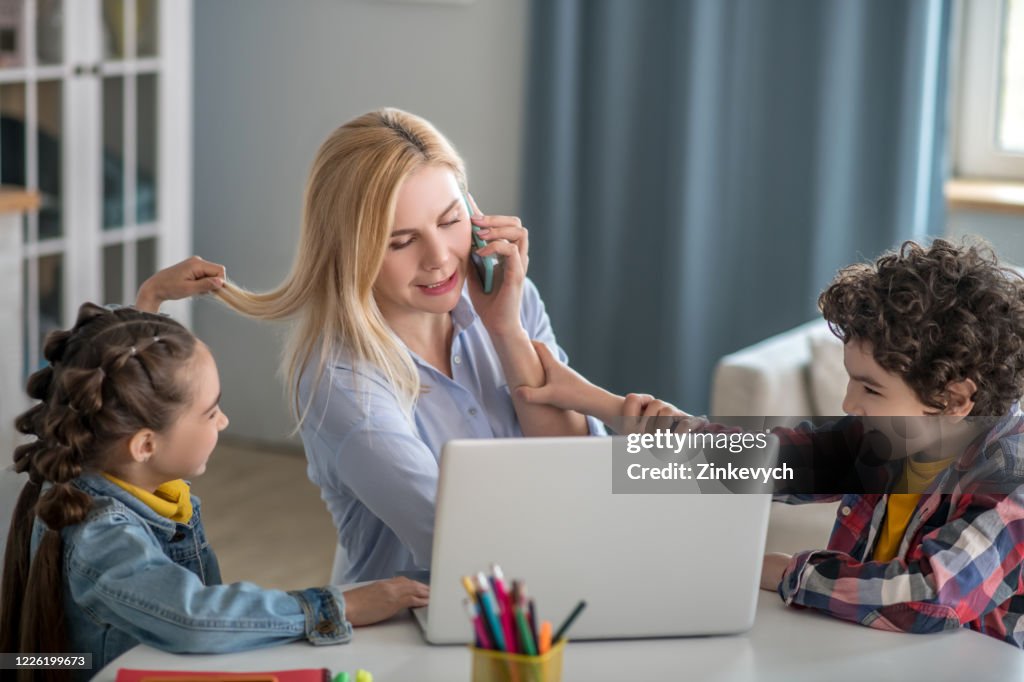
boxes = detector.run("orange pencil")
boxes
[538,620,552,654]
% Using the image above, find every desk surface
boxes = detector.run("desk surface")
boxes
[97,592,1021,682]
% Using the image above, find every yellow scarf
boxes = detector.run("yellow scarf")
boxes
[102,473,194,523]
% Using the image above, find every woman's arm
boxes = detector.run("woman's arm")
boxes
[466,205,588,437]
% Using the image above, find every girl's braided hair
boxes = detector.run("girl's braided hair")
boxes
[1,303,197,680]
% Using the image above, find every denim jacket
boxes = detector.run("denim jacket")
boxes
[29,473,351,678]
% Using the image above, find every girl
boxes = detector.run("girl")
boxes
[210,108,601,582]
[0,303,427,681]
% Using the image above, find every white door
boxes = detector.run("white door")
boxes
[0,0,191,378]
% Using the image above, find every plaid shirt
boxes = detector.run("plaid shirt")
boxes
[752,407,1024,647]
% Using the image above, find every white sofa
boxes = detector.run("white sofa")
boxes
[710,319,845,554]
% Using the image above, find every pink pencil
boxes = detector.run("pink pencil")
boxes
[491,565,519,653]
[464,598,493,650]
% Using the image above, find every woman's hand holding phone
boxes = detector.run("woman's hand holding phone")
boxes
[464,194,531,339]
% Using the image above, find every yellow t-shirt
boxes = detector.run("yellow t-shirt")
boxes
[872,456,952,562]
[102,473,194,523]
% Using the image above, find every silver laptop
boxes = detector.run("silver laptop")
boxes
[413,435,775,644]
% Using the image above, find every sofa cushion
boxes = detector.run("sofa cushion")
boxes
[808,324,846,415]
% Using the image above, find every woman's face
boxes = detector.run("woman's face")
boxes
[374,164,472,321]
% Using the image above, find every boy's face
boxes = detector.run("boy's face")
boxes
[843,338,944,459]
[841,338,933,417]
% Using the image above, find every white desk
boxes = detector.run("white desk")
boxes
[96,592,1022,681]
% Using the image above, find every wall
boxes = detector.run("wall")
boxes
[193,0,528,444]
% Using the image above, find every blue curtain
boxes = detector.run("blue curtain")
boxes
[521,0,951,412]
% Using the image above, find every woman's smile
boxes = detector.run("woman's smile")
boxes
[416,270,459,296]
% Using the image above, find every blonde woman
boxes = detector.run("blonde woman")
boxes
[143,109,600,582]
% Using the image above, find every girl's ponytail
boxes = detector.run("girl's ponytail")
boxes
[0,477,42,659]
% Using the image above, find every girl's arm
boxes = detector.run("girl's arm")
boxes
[66,512,425,653]
[135,255,226,312]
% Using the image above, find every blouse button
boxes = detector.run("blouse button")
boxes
[468,407,478,417]
[840,506,852,516]
[453,355,462,365]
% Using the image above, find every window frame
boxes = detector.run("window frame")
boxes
[954,0,1024,179]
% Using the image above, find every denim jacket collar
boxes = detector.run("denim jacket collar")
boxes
[73,471,200,541]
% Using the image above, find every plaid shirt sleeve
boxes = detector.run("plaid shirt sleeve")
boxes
[700,416,865,502]
[778,488,1024,634]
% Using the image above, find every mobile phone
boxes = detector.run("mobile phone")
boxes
[464,194,500,294]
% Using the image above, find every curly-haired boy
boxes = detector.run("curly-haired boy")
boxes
[516,238,1024,647]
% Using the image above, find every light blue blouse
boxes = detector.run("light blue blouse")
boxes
[298,278,602,583]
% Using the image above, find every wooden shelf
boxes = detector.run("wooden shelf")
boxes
[0,186,40,214]
[946,179,1024,216]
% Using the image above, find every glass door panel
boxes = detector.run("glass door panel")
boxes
[37,79,61,239]
[137,0,158,57]
[102,74,124,230]
[136,71,156,223]
[0,2,25,68]
[102,242,123,302]
[36,0,62,66]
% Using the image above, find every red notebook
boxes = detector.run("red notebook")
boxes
[115,669,330,682]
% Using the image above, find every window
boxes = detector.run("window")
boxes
[955,0,1024,179]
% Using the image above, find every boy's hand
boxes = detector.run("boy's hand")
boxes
[760,552,792,592]
[619,393,693,435]
[621,393,687,418]
[135,256,226,312]
[342,576,429,627]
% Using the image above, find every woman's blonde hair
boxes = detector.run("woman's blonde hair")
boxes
[216,108,467,424]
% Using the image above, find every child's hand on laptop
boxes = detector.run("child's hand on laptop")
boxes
[342,576,429,627]
[760,552,792,592]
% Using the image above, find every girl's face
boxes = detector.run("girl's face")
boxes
[150,342,229,480]
[373,164,472,321]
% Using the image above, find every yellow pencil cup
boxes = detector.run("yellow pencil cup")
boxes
[469,639,566,682]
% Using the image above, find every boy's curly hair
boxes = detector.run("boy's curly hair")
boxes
[818,238,1024,416]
